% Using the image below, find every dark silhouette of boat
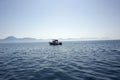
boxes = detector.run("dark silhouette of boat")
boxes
[49,40,62,45]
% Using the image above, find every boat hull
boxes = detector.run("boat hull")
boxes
[49,42,62,45]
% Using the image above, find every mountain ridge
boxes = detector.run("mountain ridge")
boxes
[0,36,44,43]
[0,36,119,43]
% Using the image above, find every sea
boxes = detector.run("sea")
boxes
[0,40,120,80]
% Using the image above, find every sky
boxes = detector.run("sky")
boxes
[0,0,120,39]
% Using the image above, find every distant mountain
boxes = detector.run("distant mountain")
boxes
[0,36,44,43]
[3,36,17,41]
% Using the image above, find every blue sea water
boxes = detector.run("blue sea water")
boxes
[0,40,120,80]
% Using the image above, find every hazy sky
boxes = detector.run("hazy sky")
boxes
[0,0,120,39]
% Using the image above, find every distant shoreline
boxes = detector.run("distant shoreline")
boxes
[0,39,120,43]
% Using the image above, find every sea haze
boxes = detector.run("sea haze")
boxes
[0,36,113,43]
[0,40,120,80]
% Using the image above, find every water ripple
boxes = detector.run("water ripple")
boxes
[0,41,120,80]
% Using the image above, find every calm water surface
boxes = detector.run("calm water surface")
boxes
[0,40,120,80]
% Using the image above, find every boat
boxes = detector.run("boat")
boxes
[49,39,62,45]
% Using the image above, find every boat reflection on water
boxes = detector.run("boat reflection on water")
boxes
[49,40,62,45]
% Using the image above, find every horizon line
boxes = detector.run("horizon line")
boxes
[0,36,120,40]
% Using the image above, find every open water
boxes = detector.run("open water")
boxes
[0,40,120,80]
